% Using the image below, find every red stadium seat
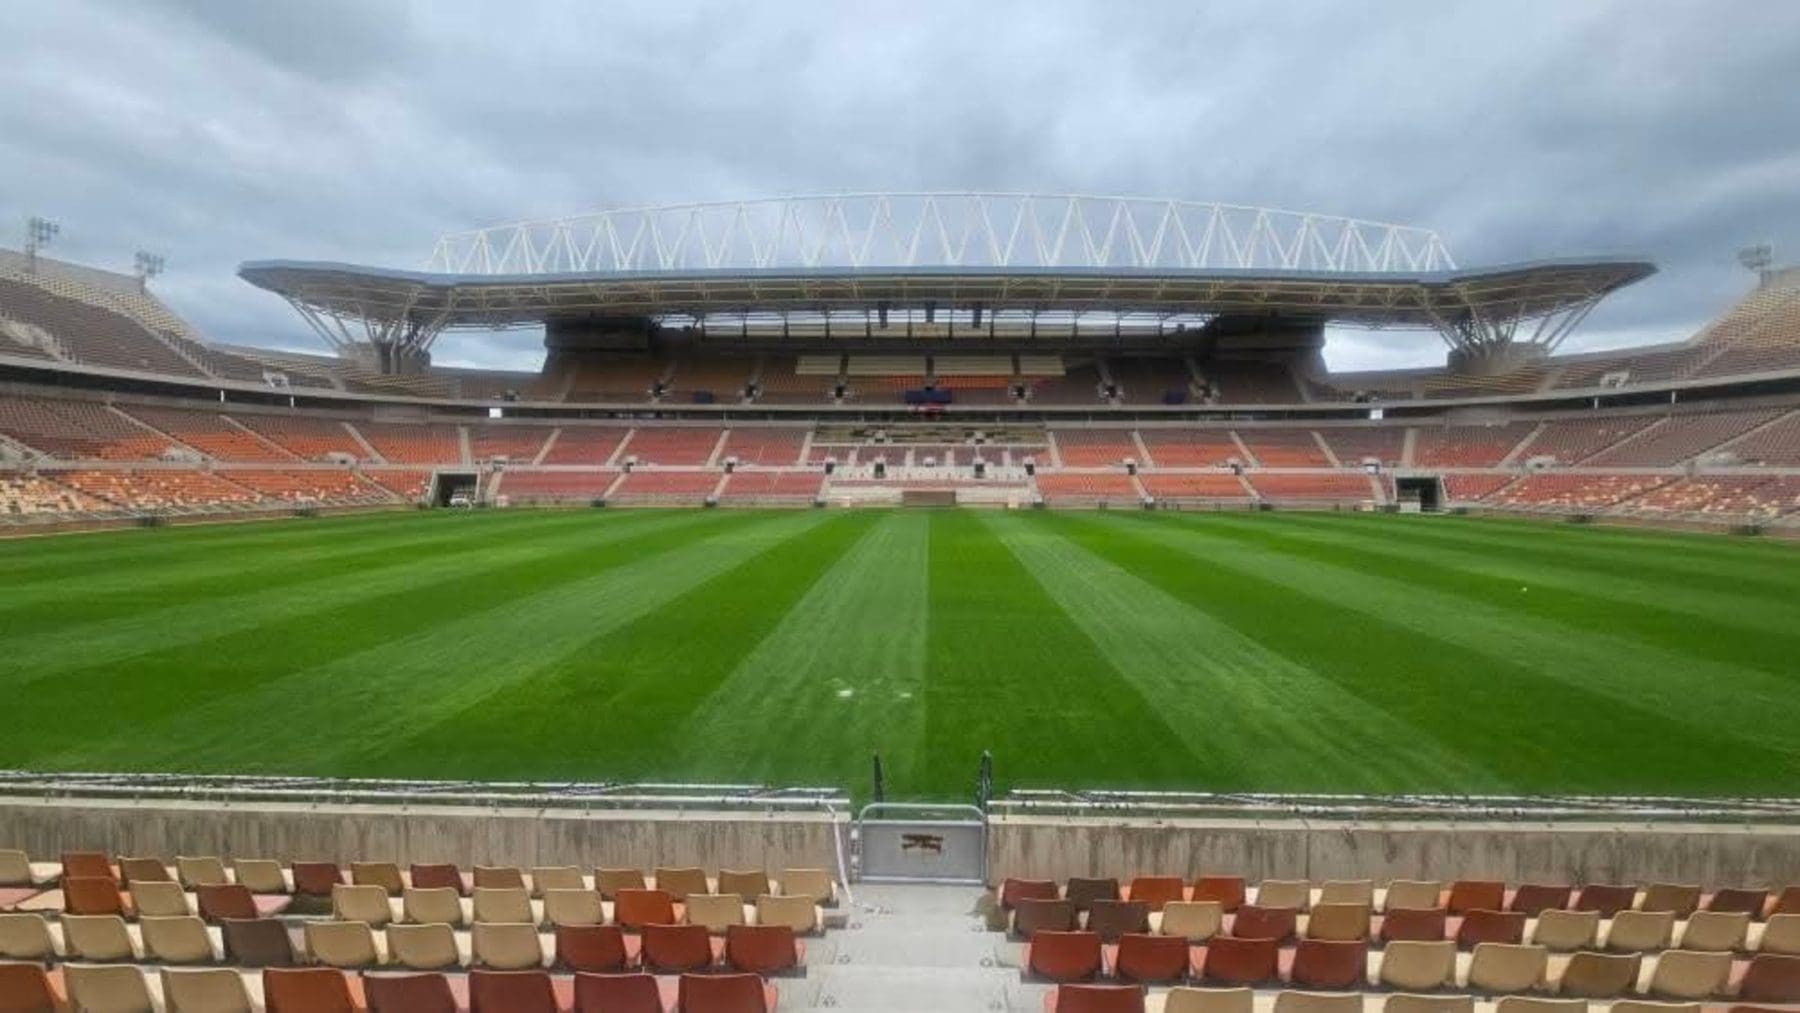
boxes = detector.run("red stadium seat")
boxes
[0,962,61,1013]
[1231,904,1297,942]
[1027,930,1105,982]
[222,917,297,966]
[614,889,678,931]
[575,972,668,1013]
[1740,954,1800,1003]
[1046,983,1147,1013]
[469,969,562,1013]
[1192,876,1247,913]
[61,853,116,885]
[1508,884,1571,916]
[1446,881,1505,915]
[1288,938,1368,989]
[1773,888,1800,918]
[1112,932,1188,983]
[1455,909,1525,948]
[1125,876,1186,912]
[1002,878,1061,910]
[557,924,633,972]
[410,864,467,895]
[1379,907,1448,943]
[676,971,776,1012]
[1706,889,1769,917]
[292,862,345,911]
[363,971,459,1013]
[197,883,259,922]
[62,877,125,916]
[643,922,718,973]
[265,968,362,1013]
[1573,884,1637,918]
[1198,936,1280,985]
[725,924,803,975]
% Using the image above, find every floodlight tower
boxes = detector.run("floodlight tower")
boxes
[134,251,166,292]
[24,216,60,273]
[1738,243,1774,288]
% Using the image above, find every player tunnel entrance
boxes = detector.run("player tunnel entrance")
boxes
[1395,476,1443,513]
[431,472,479,507]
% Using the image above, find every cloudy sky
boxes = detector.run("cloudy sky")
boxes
[4,0,1797,372]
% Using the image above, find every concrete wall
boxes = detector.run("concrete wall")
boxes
[988,815,1800,888]
[0,797,849,873]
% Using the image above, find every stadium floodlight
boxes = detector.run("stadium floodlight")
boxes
[1737,243,1774,285]
[134,251,166,291]
[24,216,60,273]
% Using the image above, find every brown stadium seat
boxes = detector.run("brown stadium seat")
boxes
[1531,909,1600,951]
[643,922,718,973]
[1126,876,1187,912]
[1159,901,1224,941]
[471,921,544,970]
[223,916,297,966]
[0,962,61,1013]
[291,862,345,914]
[1456,909,1526,948]
[1113,932,1189,983]
[472,887,533,924]
[1273,993,1362,1013]
[403,886,466,927]
[129,880,190,918]
[175,856,228,891]
[1066,877,1122,913]
[63,876,126,916]
[1027,930,1105,982]
[1384,882,1444,913]
[653,867,710,900]
[1447,881,1506,915]
[677,971,776,1013]
[574,971,666,1013]
[232,859,289,896]
[717,870,770,900]
[1163,986,1254,1013]
[474,866,527,891]
[1705,888,1769,917]
[1739,954,1800,1002]
[352,862,406,897]
[409,864,466,895]
[1574,884,1638,918]
[1557,950,1641,997]
[1466,942,1548,993]
[544,888,606,928]
[1231,904,1297,942]
[61,852,116,885]
[1014,897,1078,937]
[532,866,586,896]
[596,868,648,900]
[1774,887,1800,918]
[63,914,137,961]
[1193,876,1246,913]
[726,924,802,975]
[615,888,678,930]
[1305,902,1370,942]
[1508,884,1572,917]
[685,893,747,934]
[1758,914,1800,954]
[1257,880,1312,911]
[1086,900,1152,941]
[1002,878,1061,910]
[0,912,57,960]
[1288,938,1368,989]
[64,964,153,1013]
[1641,884,1702,917]
[469,968,562,1013]
[1606,910,1675,952]
[388,923,462,971]
[141,914,217,964]
[1380,907,1448,943]
[1648,948,1732,999]
[118,857,171,885]
[1377,940,1456,991]
[264,967,363,1013]
[197,883,260,922]
[556,924,632,972]
[161,967,255,1013]
[362,971,459,1013]
[1383,995,1474,1013]
[1049,983,1148,1013]
[1678,910,1748,951]
[1198,935,1280,985]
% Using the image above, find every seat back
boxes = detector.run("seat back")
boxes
[222,916,296,967]
[676,971,772,1013]
[1778,887,1800,918]
[1446,881,1505,915]
[474,866,527,891]
[362,972,458,1013]
[1739,953,1800,1003]
[1114,932,1189,984]
[1466,942,1548,992]
[131,880,190,918]
[574,972,665,1013]
[615,888,678,930]
[1305,902,1369,942]
[0,850,31,887]
[1383,995,1474,1013]
[778,868,834,905]
[1379,907,1447,944]
[716,870,769,900]
[1200,935,1279,985]
[332,884,393,927]
[61,852,116,884]
[686,893,748,933]
[1256,880,1311,911]
[1053,983,1147,1013]
[1288,938,1368,989]
[1493,999,1586,1013]
[1377,940,1455,991]
[351,862,405,897]
[471,887,533,924]
[1126,876,1186,912]
[1640,884,1701,917]
[1013,897,1077,937]
[1609,1003,1700,1013]
[1649,949,1732,999]
[595,867,645,899]
[530,866,585,896]
[1027,929,1104,982]
[643,922,715,973]
[471,921,544,970]
[304,920,381,968]
[469,969,560,1013]
[725,923,799,975]
[291,862,343,898]
[1065,877,1121,912]
[1085,899,1151,942]
[1759,914,1800,955]
[175,857,229,890]
[1574,884,1637,918]
[544,888,605,927]
[1162,986,1253,1013]
[653,867,709,900]
[1456,909,1526,947]
[63,876,124,916]
[264,967,358,1013]
[65,964,153,1013]
[1192,876,1246,913]
[0,962,59,1013]
[231,859,288,895]
[161,966,254,1013]
[402,887,465,926]
[1531,909,1599,951]
[409,864,465,895]
[1383,881,1443,913]
[142,915,216,964]
[755,894,819,934]
[118,858,171,885]
[556,924,630,972]
[1319,880,1374,907]
[1000,877,1059,910]
[63,914,135,961]
[1159,901,1223,941]
[1704,887,1767,916]
[1230,904,1296,942]
[387,923,461,970]
[1677,910,1747,951]
[197,883,258,922]
[0,912,55,960]
[1508,884,1571,917]
[1272,992,1361,1013]
[1607,910,1675,952]
[1558,950,1642,998]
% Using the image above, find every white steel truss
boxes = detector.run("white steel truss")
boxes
[425,193,1456,277]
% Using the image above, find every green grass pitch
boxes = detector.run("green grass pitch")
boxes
[4,507,1798,799]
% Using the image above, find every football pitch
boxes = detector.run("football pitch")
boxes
[3,507,1798,800]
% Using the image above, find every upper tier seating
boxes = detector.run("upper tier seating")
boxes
[623,428,724,466]
[564,355,670,402]
[356,423,464,465]
[1247,474,1375,501]
[664,357,754,403]
[1587,409,1786,467]
[1718,409,1800,466]
[1551,346,1708,390]
[117,405,293,462]
[0,397,181,459]
[0,275,204,377]
[1317,428,1406,467]
[541,427,632,465]
[1110,358,1195,405]
[470,425,556,464]
[1516,415,1659,465]
[719,429,808,466]
[1412,423,1537,468]
[498,470,620,501]
[1139,431,1245,468]
[233,415,365,461]
[754,356,836,403]
[1201,361,1303,404]
[1028,359,1105,405]
[1237,430,1332,467]
[1053,430,1139,467]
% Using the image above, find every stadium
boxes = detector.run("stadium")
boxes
[3,192,1800,1012]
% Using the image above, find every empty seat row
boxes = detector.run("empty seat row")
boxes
[1048,982,1795,1013]
[328,885,822,935]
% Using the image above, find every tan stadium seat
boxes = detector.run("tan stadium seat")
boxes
[1256,880,1311,911]
[779,868,835,906]
[471,921,545,969]
[161,966,255,1013]
[1162,986,1254,1013]
[543,888,605,927]
[1532,909,1600,951]
[1509,885,1573,917]
[0,849,33,884]
[686,893,747,933]
[596,867,650,899]
[1066,877,1122,913]
[717,870,769,900]
[474,866,527,891]
[652,867,709,900]
[1014,897,1078,938]
[387,922,462,970]
[1318,880,1374,907]
[332,884,394,927]
[1759,914,1800,954]
[65,963,154,1013]
[1384,996,1474,1013]
[1304,902,1369,941]
[1640,884,1701,917]
[1466,942,1547,992]
[119,857,173,886]
[402,887,465,926]
[1609,1003,1700,1013]
[175,857,229,890]
[304,919,383,968]
[531,866,585,896]
[231,859,288,895]
[409,863,466,895]
[1385,881,1444,913]
[756,893,821,934]
[1646,948,1732,999]
[352,862,405,897]
[0,911,57,960]
[1273,992,1361,1013]
[142,915,218,964]
[1157,901,1223,941]
[1557,950,1641,997]
[1378,940,1456,990]
[130,880,192,918]
[472,887,533,924]
[1606,910,1675,952]
[1677,910,1748,951]
[1493,999,1586,1013]
[63,913,138,961]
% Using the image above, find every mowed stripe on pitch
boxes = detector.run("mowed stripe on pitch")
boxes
[985,511,1505,792]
